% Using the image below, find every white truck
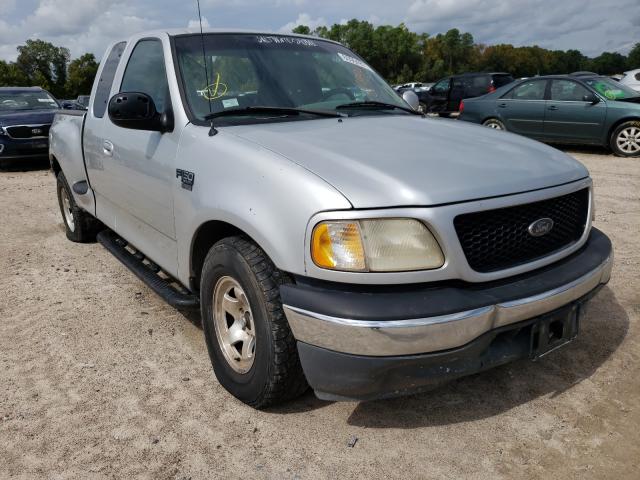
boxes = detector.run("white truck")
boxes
[50,29,612,408]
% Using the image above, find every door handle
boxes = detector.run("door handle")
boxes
[548,105,559,111]
[103,140,114,156]
[498,103,507,108]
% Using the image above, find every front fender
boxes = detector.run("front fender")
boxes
[174,125,352,286]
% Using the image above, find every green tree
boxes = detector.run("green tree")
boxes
[0,60,29,86]
[292,25,311,35]
[588,52,628,74]
[627,43,640,69]
[65,53,99,97]
[16,39,70,97]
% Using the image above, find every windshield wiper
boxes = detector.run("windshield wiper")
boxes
[204,106,345,136]
[336,101,423,116]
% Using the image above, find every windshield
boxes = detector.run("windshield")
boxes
[0,91,59,112]
[173,34,406,124]
[584,77,639,100]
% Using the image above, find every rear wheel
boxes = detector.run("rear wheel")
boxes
[482,118,506,131]
[56,172,102,242]
[610,121,640,157]
[200,236,307,408]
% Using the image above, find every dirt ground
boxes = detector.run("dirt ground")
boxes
[0,148,638,480]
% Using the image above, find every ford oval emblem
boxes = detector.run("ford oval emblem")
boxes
[528,218,554,237]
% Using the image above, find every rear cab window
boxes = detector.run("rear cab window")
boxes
[93,42,127,118]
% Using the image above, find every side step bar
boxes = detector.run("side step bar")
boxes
[97,230,200,310]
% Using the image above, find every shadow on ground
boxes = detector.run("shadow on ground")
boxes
[0,157,49,172]
[343,287,627,428]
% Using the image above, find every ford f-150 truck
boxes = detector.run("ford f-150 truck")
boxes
[49,29,613,408]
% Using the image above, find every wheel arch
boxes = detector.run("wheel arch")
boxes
[607,116,640,145]
[189,220,271,292]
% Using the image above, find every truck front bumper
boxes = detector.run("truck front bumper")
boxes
[281,228,613,401]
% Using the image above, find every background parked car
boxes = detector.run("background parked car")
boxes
[60,99,86,110]
[0,87,59,167]
[423,72,514,116]
[619,69,640,92]
[458,74,640,157]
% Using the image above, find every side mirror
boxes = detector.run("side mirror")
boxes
[583,93,600,105]
[402,90,420,111]
[108,92,173,133]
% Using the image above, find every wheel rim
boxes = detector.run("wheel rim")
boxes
[616,126,640,154]
[60,187,75,232]
[213,276,256,374]
[484,120,503,130]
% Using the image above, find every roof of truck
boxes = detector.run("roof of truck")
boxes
[120,28,342,46]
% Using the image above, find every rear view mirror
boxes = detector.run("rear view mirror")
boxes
[402,90,420,111]
[583,93,600,104]
[108,92,173,133]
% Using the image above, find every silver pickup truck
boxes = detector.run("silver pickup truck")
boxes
[50,29,613,408]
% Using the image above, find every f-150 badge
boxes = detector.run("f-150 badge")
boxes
[176,169,195,191]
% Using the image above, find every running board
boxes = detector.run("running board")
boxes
[97,230,200,310]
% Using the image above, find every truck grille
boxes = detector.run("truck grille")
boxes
[6,124,50,139]
[454,188,590,273]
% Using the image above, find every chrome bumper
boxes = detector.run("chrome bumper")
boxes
[284,254,613,357]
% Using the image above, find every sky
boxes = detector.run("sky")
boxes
[0,0,638,62]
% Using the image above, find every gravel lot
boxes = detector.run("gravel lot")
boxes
[1,148,638,479]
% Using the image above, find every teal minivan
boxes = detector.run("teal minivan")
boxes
[458,74,640,157]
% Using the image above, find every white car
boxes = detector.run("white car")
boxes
[619,69,640,92]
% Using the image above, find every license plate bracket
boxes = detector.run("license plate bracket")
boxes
[530,304,580,360]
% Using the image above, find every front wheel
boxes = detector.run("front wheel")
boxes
[482,118,506,130]
[610,121,640,157]
[200,236,307,408]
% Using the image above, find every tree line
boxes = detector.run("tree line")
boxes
[293,20,640,84]
[1,25,639,96]
[0,39,98,99]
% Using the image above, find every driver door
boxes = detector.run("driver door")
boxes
[92,38,180,274]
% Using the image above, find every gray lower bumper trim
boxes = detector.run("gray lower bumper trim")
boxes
[283,254,613,356]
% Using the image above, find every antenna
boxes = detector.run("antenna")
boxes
[196,0,214,117]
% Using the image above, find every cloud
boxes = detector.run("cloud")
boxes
[279,13,327,33]
[187,16,211,29]
[405,0,637,55]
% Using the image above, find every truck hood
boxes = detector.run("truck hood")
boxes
[228,115,589,208]
[0,109,57,127]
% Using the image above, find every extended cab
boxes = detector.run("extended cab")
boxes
[50,30,613,407]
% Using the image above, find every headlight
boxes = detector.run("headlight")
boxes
[311,219,444,272]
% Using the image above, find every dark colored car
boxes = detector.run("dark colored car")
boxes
[423,72,514,115]
[0,87,60,166]
[458,74,640,157]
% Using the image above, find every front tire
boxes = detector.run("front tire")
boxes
[200,236,307,408]
[56,172,102,242]
[482,118,506,130]
[610,121,640,157]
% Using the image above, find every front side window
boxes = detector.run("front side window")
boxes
[550,80,590,101]
[173,34,405,124]
[120,39,170,113]
[503,80,547,100]
[0,90,58,112]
